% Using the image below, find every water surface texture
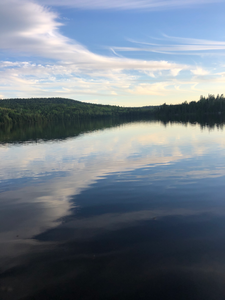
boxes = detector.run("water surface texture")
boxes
[0,119,225,300]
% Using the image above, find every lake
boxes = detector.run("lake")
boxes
[0,117,225,300]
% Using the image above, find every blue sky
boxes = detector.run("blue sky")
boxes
[0,0,224,106]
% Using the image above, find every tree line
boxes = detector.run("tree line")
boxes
[0,94,224,126]
[156,94,225,116]
[0,97,154,126]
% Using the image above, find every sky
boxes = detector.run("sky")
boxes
[0,0,224,106]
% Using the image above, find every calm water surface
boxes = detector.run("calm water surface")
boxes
[0,119,225,300]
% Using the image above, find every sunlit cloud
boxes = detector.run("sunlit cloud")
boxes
[0,0,224,104]
[191,67,209,76]
[127,82,169,96]
[0,60,224,102]
[0,1,187,72]
[0,0,194,102]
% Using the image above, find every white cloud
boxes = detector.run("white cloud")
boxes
[37,0,223,10]
[163,35,225,46]
[1,60,224,103]
[111,36,225,55]
[217,72,225,77]
[0,0,187,74]
[0,0,194,102]
[171,68,183,76]
[0,0,224,103]
[128,82,169,96]
[191,67,209,76]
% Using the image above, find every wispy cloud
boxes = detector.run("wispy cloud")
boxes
[0,0,224,104]
[37,0,223,10]
[162,35,225,46]
[0,0,194,102]
[0,0,187,73]
[111,36,225,55]
[1,60,224,102]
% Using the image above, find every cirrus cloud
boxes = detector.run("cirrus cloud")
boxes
[37,0,223,10]
[0,0,224,104]
[0,0,187,73]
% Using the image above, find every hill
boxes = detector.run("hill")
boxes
[0,94,224,126]
[0,97,155,125]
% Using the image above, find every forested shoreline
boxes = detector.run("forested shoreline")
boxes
[0,94,224,126]
[157,94,225,116]
[0,97,154,126]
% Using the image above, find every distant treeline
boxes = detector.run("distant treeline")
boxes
[0,94,224,126]
[156,94,225,116]
[0,97,154,126]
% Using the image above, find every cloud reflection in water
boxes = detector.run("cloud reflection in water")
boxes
[0,120,225,299]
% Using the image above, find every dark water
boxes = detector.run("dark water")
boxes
[0,118,225,300]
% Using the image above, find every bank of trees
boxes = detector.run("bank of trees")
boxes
[0,97,154,126]
[157,94,225,116]
[0,94,224,126]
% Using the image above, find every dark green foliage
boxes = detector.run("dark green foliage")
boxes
[0,94,224,126]
[157,94,225,116]
[0,97,155,126]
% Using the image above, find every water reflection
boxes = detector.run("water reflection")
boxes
[0,117,225,299]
